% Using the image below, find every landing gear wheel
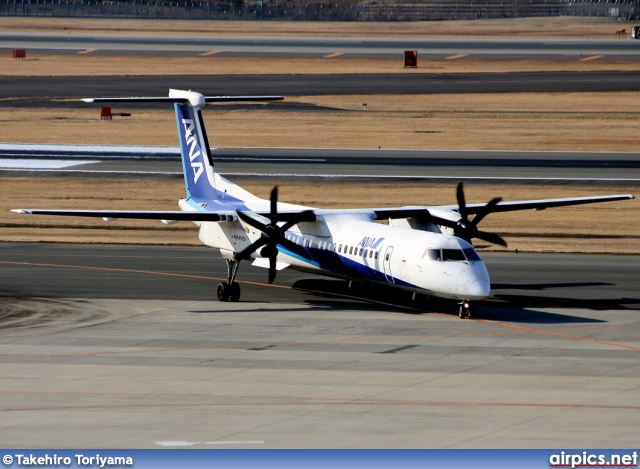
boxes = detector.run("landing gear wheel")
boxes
[217,283,230,302]
[229,282,241,302]
[217,282,241,302]
[458,302,473,319]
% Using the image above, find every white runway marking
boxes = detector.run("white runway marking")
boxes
[0,159,99,169]
[0,143,178,154]
[224,173,640,183]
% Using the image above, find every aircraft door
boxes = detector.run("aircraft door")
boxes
[399,248,412,280]
[382,246,394,283]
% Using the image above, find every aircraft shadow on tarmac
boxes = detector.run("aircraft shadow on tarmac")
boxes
[189,301,383,315]
[288,279,640,324]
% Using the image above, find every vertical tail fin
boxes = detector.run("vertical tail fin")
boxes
[172,90,218,202]
[82,89,284,204]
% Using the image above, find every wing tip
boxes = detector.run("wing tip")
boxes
[11,209,31,214]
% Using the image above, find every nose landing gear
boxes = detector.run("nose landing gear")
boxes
[458,300,473,319]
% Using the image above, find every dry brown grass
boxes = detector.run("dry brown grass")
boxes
[3,92,640,152]
[1,16,636,39]
[1,179,637,253]
[3,55,640,77]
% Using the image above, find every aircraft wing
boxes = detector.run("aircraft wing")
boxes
[11,208,316,223]
[11,209,237,222]
[367,194,634,219]
[457,194,635,214]
[11,194,634,222]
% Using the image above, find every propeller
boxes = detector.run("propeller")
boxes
[236,186,315,283]
[426,182,507,247]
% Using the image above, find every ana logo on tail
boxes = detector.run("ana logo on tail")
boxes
[182,119,204,184]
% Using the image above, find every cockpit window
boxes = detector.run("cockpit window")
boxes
[463,247,481,262]
[426,249,441,261]
[442,249,466,261]
[424,248,474,262]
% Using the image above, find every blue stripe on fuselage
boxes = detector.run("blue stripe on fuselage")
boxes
[277,234,417,289]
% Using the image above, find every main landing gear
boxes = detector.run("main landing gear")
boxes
[458,300,473,319]
[217,258,241,302]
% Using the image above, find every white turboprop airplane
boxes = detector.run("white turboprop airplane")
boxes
[12,89,635,318]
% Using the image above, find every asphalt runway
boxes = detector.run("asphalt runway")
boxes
[3,33,640,61]
[3,72,640,104]
[0,242,638,448]
[2,145,639,186]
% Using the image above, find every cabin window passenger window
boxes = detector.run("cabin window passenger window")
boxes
[338,244,342,253]
[375,252,379,260]
[349,246,353,255]
[359,248,363,256]
[369,250,373,259]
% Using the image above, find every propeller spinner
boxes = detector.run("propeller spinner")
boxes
[430,182,507,247]
[236,186,315,283]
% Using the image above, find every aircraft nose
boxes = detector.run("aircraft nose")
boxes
[468,279,490,299]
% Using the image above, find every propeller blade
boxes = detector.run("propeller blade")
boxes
[236,236,267,260]
[280,210,315,232]
[456,182,467,220]
[277,210,316,223]
[472,197,502,226]
[268,255,277,284]
[237,210,269,232]
[279,237,310,259]
[476,230,508,247]
[270,186,278,222]
[238,186,316,284]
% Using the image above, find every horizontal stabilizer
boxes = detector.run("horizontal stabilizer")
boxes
[82,95,284,105]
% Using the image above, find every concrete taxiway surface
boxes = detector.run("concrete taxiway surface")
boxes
[4,33,640,61]
[0,243,638,448]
